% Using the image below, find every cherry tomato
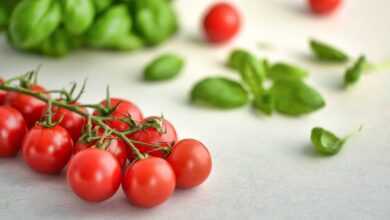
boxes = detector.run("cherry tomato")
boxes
[203,2,241,43]
[0,106,28,157]
[5,84,49,128]
[74,137,129,167]
[93,98,143,132]
[22,125,73,174]
[128,116,177,159]
[122,157,176,208]
[308,0,341,15]
[53,102,87,142]
[0,79,7,105]
[167,139,212,189]
[67,148,121,202]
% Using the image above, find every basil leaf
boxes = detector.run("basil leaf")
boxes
[226,49,251,71]
[271,79,325,116]
[344,55,366,88]
[238,53,267,96]
[253,92,274,115]
[191,77,249,109]
[310,39,349,62]
[311,127,345,155]
[144,53,185,81]
[268,62,308,81]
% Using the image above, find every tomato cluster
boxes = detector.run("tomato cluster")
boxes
[0,76,212,208]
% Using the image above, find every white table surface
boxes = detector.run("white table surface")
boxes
[1,0,390,219]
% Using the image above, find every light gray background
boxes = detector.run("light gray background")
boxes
[1,0,389,219]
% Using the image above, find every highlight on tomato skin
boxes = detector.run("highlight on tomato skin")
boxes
[167,139,212,189]
[5,84,49,128]
[0,106,28,157]
[22,124,73,174]
[67,148,122,203]
[202,2,241,43]
[122,157,176,208]
[308,0,342,15]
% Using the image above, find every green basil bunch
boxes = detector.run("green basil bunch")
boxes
[4,0,178,57]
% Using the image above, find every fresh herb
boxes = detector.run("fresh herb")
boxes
[253,92,274,115]
[226,48,252,71]
[310,39,349,62]
[190,77,249,109]
[344,55,366,88]
[270,79,325,116]
[144,53,185,81]
[267,62,308,81]
[238,53,267,96]
[311,126,362,155]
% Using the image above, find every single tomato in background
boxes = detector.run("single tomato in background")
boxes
[5,84,49,128]
[0,106,28,157]
[53,102,87,142]
[203,2,241,43]
[93,98,143,132]
[308,0,341,15]
[67,148,121,202]
[167,139,212,189]
[122,157,176,208]
[22,124,73,174]
[128,116,177,159]
[0,79,7,105]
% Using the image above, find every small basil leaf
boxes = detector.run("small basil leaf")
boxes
[191,77,249,109]
[344,55,366,88]
[271,79,325,116]
[144,53,185,81]
[268,62,308,81]
[310,39,349,62]
[226,49,251,71]
[238,53,267,96]
[253,92,274,115]
[311,127,345,155]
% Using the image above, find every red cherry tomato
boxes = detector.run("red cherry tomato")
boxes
[22,125,73,174]
[74,137,129,167]
[67,148,121,202]
[93,98,143,132]
[0,106,28,157]
[128,116,177,159]
[203,2,241,43]
[122,157,176,208]
[167,139,212,189]
[0,79,7,105]
[5,84,48,128]
[53,102,87,142]
[308,0,341,15]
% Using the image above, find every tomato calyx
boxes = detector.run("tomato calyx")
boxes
[37,100,63,128]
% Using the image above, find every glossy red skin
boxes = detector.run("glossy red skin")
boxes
[128,116,177,159]
[0,106,28,157]
[5,84,48,128]
[308,0,341,14]
[0,79,7,105]
[203,2,241,43]
[93,98,143,132]
[22,125,73,174]
[122,157,176,208]
[53,102,87,142]
[67,148,121,202]
[73,138,129,167]
[167,139,212,189]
